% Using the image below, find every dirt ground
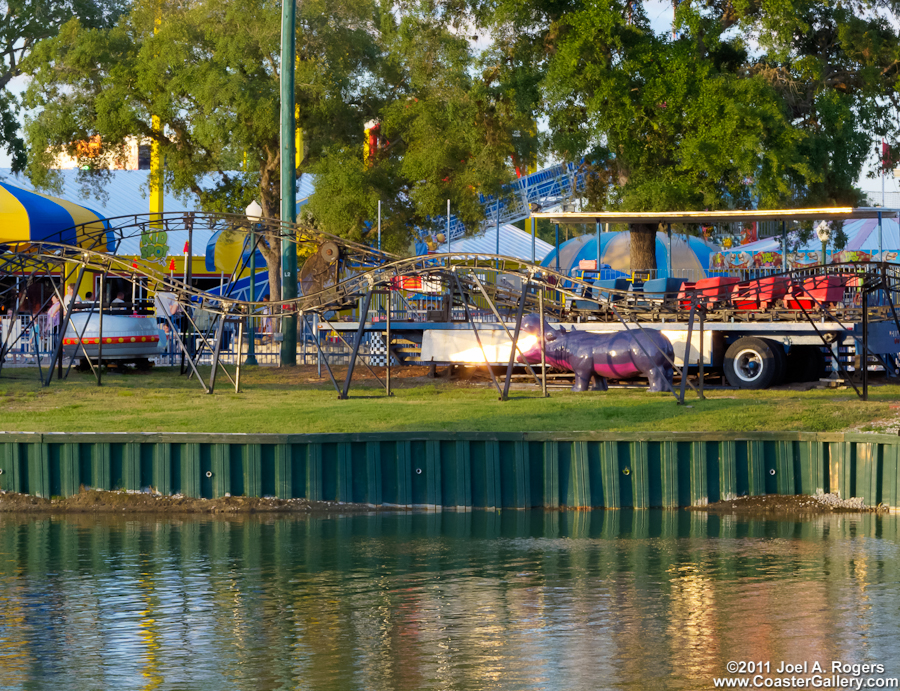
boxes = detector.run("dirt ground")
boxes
[1,489,883,516]
[690,494,882,515]
[0,489,384,514]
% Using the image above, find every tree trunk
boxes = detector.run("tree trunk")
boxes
[629,223,658,273]
[258,243,282,303]
[257,176,282,304]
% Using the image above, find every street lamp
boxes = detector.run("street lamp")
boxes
[815,220,831,267]
[245,200,262,366]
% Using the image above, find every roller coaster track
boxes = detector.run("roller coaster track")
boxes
[3,212,900,400]
[4,212,900,318]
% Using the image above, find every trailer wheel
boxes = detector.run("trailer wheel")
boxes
[786,345,827,382]
[768,339,787,386]
[724,337,781,389]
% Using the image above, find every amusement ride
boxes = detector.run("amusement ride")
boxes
[2,199,900,405]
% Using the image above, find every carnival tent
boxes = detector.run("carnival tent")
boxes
[0,170,319,259]
[0,180,111,249]
[711,218,900,271]
[541,231,720,279]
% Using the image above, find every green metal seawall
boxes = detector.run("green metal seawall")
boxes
[1,432,898,509]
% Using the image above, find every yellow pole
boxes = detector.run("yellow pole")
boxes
[150,6,164,221]
[150,114,164,218]
[141,5,169,268]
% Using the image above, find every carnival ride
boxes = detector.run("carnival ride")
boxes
[2,207,900,404]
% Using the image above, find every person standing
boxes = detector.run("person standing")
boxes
[63,284,77,314]
[261,295,273,345]
[46,295,61,342]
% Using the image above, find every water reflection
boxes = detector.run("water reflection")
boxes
[0,511,896,691]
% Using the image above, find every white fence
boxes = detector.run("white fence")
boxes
[0,315,54,364]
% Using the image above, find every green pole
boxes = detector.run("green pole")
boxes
[280,0,298,366]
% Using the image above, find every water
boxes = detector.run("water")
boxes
[0,511,898,691]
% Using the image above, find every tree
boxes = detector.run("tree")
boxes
[306,1,537,252]
[22,0,381,300]
[1,0,127,171]
[472,0,900,271]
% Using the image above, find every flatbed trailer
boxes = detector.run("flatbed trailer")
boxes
[318,315,897,389]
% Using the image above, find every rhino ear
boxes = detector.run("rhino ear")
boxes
[558,325,566,333]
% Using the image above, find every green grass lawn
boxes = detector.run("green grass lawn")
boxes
[0,365,897,434]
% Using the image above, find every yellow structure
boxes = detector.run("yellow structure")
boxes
[149,115,164,218]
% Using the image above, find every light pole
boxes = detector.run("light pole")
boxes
[815,220,831,267]
[280,0,298,366]
[245,200,262,366]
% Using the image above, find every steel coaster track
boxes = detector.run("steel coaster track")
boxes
[3,215,899,366]
[3,218,900,323]
[3,217,900,401]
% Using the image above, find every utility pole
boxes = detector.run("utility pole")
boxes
[280,0,297,366]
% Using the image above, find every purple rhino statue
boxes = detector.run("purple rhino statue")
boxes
[516,315,675,392]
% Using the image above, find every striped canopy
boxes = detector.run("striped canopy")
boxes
[0,181,111,250]
[541,231,720,278]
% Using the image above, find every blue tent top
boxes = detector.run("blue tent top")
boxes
[541,231,720,279]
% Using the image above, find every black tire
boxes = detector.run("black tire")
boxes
[766,338,787,386]
[786,345,827,382]
[723,337,780,389]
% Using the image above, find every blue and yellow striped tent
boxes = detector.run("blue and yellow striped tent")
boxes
[0,181,111,250]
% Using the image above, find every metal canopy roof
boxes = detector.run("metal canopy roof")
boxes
[531,207,900,225]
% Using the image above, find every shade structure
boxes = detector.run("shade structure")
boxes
[204,227,267,272]
[0,181,111,250]
[711,217,900,271]
[434,223,555,262]
[540,231,720,279]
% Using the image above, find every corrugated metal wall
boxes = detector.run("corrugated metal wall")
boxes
[1,432,897,508]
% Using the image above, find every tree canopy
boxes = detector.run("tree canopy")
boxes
[22,0,535,263]
[22,0,382,299]
[305,1,535,253]
[16,0,900,274]
[1,0,127,171]
[467,0,900,267]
